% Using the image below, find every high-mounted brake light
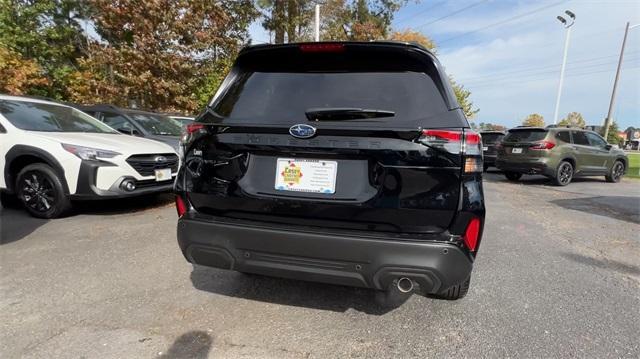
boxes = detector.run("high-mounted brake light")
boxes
[299,43,345,53]
[529,140,555,150]
[175,195,187,217]
[463,217,481,252]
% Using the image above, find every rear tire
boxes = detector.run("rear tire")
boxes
[436,277,471,300]
[504,172,522,181]
[552,161,573,186]
[605,160,625,183]
[16,163,71,219]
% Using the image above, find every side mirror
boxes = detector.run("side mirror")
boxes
[604,144,613,151]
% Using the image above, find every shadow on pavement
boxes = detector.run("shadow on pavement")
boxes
[190,266,398,315]
[550,196,640,224]
[1,193,173,244]
[0,206,49,244]
[562,252,640,276]
[484,172,608,186]
[159,331,212,359]
[73,193,174,216]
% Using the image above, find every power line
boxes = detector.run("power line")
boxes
[466,59,637,86]
[394,1,447,26]
[414,0,490,30]
[460,51,640,82]
[467,63,640,89]
[437,0,570,45]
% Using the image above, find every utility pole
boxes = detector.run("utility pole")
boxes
[603,22,639,139]
[315,4,320,42]
[553,10,576,125]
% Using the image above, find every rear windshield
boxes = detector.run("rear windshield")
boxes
[481,133,504,143]
[0,100,117,133]
[212,71,449,125]
[503,130,547,143]
[128,113,182,136]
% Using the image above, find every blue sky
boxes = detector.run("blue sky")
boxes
[250,0,640,130]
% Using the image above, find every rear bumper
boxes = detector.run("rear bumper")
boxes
[483,154,497,165]
[496,158,554,176]
[177,216,474,294]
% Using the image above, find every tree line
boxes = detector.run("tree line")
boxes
[0,0,477,118]
[519,112,622,144]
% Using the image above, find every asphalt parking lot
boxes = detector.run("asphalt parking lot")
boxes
[1,173,639,358]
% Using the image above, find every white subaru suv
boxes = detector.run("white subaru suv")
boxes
[0,95,179,218]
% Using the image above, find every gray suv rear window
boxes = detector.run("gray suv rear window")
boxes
[504,130,547,143]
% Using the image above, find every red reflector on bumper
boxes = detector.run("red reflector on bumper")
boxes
[175,195,187,217]
[463,217,481,251]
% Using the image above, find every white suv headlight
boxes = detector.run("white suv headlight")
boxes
[61,143,121,161]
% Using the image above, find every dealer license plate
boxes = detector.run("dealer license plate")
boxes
[275,158,337,194]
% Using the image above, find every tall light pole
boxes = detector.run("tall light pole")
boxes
[553,10,576,125]
[603,22,640,139]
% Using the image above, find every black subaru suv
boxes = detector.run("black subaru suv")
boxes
[175,42,485,301]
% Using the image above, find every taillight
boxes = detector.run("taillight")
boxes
[463,131,481,155]
[463,217,481,251]
[418,129,483,173]
[419,130,462,154]
[185,123,204,134]
[529,140,555,150]
[299,43,345,52]
[181,123,205,145]
[175,195,187,217]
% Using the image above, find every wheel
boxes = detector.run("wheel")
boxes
[483,164,490,172]
[16,163,71,218]
[605,160,625,183]
[436,277,470,300]
[552,161,573,186]
[504,172,522,181]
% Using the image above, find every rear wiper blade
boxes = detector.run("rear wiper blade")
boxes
[305,107,395,121]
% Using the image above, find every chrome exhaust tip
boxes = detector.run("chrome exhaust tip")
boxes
[397,277,414,293]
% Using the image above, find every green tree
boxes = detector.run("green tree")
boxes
[0,0,91,98]
[558,112,586,128]
[258,0,315,43]
[390,29,436,51]
[522,113,545,127]
[0,46,49,94]
[478,122,506,131]
[450,78,478,119]
[388,29,478,119]
[260,0,407,42]
[72,0,257,112]
[601,121,623,146]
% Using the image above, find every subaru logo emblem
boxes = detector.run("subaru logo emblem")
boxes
[154,156,167,163]
[289,124,316,139]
